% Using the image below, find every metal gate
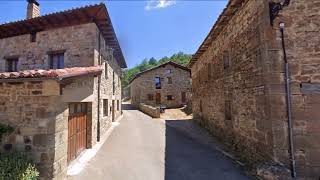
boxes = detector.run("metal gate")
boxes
[67,103,87,163]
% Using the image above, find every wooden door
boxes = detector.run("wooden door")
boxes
[181,92,186,103]
[68,103,87,163]
[156,93,161,105]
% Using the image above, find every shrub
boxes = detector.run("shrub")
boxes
[0,152,39,180]
[0,123,14,138]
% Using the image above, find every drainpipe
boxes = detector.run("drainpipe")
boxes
[279,22,296,178]
[97,32,101,142]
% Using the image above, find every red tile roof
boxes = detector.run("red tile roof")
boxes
[0,66,102,81]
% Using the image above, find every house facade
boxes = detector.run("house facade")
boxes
[130,61,191,108]
[189,0,319,179]
[0,1,126,179]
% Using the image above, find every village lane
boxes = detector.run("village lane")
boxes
[71,104,250,180]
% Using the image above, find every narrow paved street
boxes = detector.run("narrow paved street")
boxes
[71,104,249,180]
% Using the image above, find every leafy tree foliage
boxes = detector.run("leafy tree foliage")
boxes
[122,52,191,88]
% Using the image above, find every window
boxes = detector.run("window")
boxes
[225,100,232,120]
[166,69,172,74]
[103,99,108,116]
[167,95,173,100]
[6,58,18,72]
[148,94,154,101]
[167,77,172,84]
[117,100,120,111]
[69,103,87,115]
[155,77,161,89]
[105,62,108,79]
[200,100,203,113]
[49,53,64,69]
[181,92,186,103]
[223,51,230,69]
[30,32,36,42]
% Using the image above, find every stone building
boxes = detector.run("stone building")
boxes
[130,61,191,108]
[0,1,126,179]
[189,0,319,179]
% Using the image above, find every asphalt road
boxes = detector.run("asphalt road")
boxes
[71,104,250,180]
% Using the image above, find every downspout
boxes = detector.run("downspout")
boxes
[279,22,296,178]
[97,32,101,142]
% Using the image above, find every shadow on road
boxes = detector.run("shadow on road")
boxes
[164,119,249,180]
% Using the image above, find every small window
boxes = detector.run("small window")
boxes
[166,69,172,74]
[117,100,120,111]
[167,95,173,100]
[148,94,154,101]
[225,100,232,120]
[167,77,172,84]
[30,32,36,42]
[6,58,18,72]
[103,99,108,116]
[181,92,186,103]
[155,77,161,89]
[223,51,230,69]
[49,53,64,69]
[200,99,203,113]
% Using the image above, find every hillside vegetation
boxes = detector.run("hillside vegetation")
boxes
[122,52,191,88]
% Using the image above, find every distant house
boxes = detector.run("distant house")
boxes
[189,0,320,179]
[0,1,126,179]
[130,61,191,108]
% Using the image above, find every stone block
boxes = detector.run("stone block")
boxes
[33,134,48,147]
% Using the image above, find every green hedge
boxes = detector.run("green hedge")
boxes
[0,152,39,180]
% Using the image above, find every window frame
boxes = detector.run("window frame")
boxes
[49,52,65,69]
[223,51,230,69]
[225,100,232,120]
[103,99,108,116]
[165,69,172,74]
[167,77,172,84]
[6,58,18,72]
[155,77,161,89]
[30,32,36,42]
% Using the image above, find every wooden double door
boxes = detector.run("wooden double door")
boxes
[68,103,88,163]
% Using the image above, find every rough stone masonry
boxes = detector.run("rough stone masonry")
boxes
[189,0,320,179]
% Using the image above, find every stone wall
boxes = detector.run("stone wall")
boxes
[191,0,320,179]
[192,0,274,164]
[272,1,320,178]
[0,23,97,72]
[94,28,123,139]
[0,21,124,179]
[131,63,191,108]
[139,103,160,118]
[0,80,67,179]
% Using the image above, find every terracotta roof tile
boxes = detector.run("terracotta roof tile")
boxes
[0,66,102,81]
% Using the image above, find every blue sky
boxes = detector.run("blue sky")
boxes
[0,0,227,68]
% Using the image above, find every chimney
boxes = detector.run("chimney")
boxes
[26,0,40,19]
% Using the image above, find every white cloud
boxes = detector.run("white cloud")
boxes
[145,0,176,11]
